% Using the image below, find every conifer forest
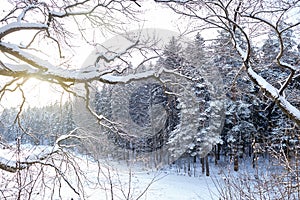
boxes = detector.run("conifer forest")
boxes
[0,0,300,199]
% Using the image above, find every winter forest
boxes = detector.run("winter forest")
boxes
[0,0,300,199]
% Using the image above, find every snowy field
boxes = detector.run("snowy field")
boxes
[2,144,291,200]
[0,144,222,200]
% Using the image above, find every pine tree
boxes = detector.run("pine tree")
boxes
[160,36,184,70]
[208,29,263,168]
[185,32,206,67]
[258,25,300,154]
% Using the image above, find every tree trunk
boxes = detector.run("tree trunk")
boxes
[214,145,221,165]
[200,157,205,174]
[205,155,210,176]
[234,155,239,171]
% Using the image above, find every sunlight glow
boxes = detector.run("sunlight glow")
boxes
[0,1,190,109]
[0,78,70,109]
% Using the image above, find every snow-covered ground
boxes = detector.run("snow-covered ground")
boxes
[2,144,296,200]
[140,172,219,200]
[0,144,222,200]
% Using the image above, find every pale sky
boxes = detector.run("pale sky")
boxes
[3,0,299,109]
[0,1,184,109]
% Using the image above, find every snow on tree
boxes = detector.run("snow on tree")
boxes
[156,0,300,126]
[85,33,225,172]
[153,0,300,172]
[0,1,200,198]
[1,0,300,198]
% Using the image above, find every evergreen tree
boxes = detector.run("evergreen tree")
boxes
[185,32,207,67]
[160,36,184,70]
[257,25,300,153]
[208,29,263,167]
[0,102,76,145]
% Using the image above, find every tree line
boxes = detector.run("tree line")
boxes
[1,28,299,175]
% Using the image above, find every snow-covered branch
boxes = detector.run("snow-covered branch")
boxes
[247,66,300,125]
[159,0,300,126]
[0,128,85,173]
[0,22,47,39]
[0,42,52,71]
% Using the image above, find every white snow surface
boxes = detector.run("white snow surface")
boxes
[101,70,156,83]
[0,144,220,200]
[1,144,294,200]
